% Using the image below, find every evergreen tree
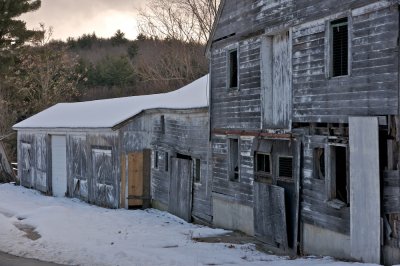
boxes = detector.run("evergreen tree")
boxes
[0,0,42,49]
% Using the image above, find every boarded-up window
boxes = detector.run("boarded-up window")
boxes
[229,138,239,181]
[36,135,46,171]
[255,153,271,175]
[331,18,348,77]
[229,49,238,88]
[193,158,201,183]
[278,156,293,179]
[92,148,113,186]
[71,137,87,179]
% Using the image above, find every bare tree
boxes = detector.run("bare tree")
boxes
[138,0,220,44]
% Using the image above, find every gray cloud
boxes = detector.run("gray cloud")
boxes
[22,0,146,40]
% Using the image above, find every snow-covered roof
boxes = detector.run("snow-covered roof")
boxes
[13,75,209,130]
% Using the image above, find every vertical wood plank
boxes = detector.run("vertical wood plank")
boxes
[349,116,381,264]
[120,154,126,208]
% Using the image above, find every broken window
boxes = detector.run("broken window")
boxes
[229,138,239,181]
[278,156,293,179]
[255,153,271,176]
[165,152,169,172]
[328,146,349,206]
[154,150,159,169]
[314,148,325,179]
[193,158,201,183]
[229,49,238,88]
[331,18,348,77]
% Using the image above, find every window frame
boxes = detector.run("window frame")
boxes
[227,46,239,90]
[228,137,240,182]
[325,144,350,208]
[254,152,272,178]
[326,15,352,79]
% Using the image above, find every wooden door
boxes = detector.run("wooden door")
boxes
[120,150,151,209]
[254,182,288,250]
[168,158,192,222]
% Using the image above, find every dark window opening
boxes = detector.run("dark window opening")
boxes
[165,152,169,172]
[314,148,325,179]
[176,153,191,160]
[160,115,165,134]
[255,153,271,174]
[229,49,238,88]
[335,146,348,204]
[194,159,201,183]
[229,138,239,181]
[331,18,348,77]
[279,157,293,179]
[154,150,159,169]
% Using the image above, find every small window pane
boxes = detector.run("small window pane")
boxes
[229,138,239,181]
[165,152,169,172]
[256,153,271,174]
[194,159,201,183]
[154,150,159,169]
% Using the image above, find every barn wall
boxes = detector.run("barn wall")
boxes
[17,131,50,193]
[149,109,212,223]
[17,129,120,208]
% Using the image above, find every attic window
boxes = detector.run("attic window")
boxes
[331,18,348,77]
[229,49,238,88]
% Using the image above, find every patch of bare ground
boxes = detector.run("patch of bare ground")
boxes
[13,222,41,241]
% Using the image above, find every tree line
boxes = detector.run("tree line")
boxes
[0,0,219,170]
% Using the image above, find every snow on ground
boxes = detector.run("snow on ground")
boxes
[0,184,376,266]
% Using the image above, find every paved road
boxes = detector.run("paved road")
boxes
[0,251,67,266]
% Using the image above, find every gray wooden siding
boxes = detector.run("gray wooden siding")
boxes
[211,37,262,131]
[301,135,350,235]
[211,135,255,207]
[150,110,212,223]
[293,2,399,123]
[211,0,399,126]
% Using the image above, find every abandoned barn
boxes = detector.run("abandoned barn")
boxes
[13,75,211,222]
[207,0,400,264]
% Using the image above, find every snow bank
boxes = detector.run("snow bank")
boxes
[13,75,209,129]
[0,184,377,266]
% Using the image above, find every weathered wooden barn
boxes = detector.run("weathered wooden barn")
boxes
[13,75,211,223]
[207,0,400,264]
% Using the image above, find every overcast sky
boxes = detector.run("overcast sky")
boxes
[22,0,146,40]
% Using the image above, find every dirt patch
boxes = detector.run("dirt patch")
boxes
[193,231,283,256]
[13,223,42,241]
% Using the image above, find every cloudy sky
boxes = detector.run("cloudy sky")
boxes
[22,0,146,40]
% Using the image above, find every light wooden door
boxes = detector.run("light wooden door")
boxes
[121,151,150,208]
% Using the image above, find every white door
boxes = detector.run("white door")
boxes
[51,135,67,197]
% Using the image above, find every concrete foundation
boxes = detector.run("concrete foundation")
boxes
[302,223,352,261]
[212,195,254,235]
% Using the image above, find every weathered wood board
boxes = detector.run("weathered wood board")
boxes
[254,182,288,249]
[349,116,380,264]
[168,158,193,222]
